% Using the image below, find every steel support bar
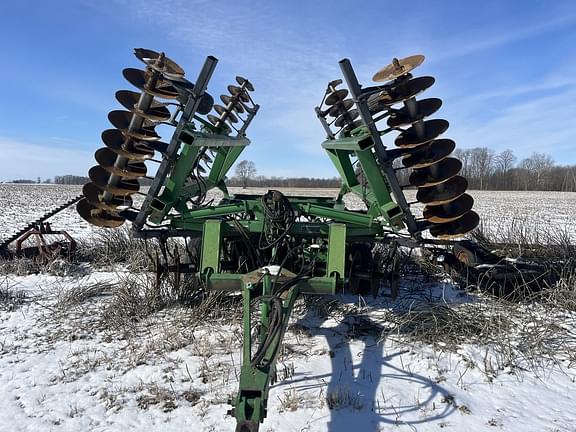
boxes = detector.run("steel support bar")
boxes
[339,58,420,236]
[133,56,218,229]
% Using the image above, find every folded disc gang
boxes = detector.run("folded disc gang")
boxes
[227,85,250,103]
[95,148,147,179]
[115,90,171,122]
[325,89,349,106]
[428,211,480,239]
[409,157,462,187]
[77,198,125,228]
[423,193,474,223]
[402,139,455,169]
[334,109,359,128]
[372,55,425,82]
[88,166,140,196]
[101,129,155,160]
[416,175,468,205]
[328,99,354,117]
[123,68,180,99]
[133,48,185,78]
[82,182,133,211]
[395,119,450,148]
[375,76,435,107]
[108,110,160,141]
[387,98,443,128]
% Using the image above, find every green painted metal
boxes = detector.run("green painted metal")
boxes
[233,282,301,429]
[200,219,221,274]
[327,223,347,283]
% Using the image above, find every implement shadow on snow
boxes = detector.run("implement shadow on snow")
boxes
[280,279,471,431]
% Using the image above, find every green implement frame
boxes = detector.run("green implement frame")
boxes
[127,63,413,432]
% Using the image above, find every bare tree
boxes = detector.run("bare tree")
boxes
[494,149,516,189]
[520,152,554,190]
[469,147,494,190]
[235,160,257,188]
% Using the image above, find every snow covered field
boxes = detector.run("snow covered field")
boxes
[1,185,576,432]
[2,184,576,242]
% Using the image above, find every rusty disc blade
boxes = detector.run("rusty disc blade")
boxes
[206,114,231,133]
[89,165,140,196]
[375,76,435,108]
[227,85,250,102]
[236,76,254,92]
[429,210,480,239]
[221,94,245,113]
[325,89,349,106]
[409,157,462,187]
[214,105,238,123]
[395,119,449,148]
[372,55,425,82]
[115,90,171,122]
[123,68,180,99]
[95,148,147,179]
[387,98,442,128]
[77,198,125,228]
[108,110,160,141]
[402,139,455,169]
[416,175,468,205]
[83,182,133,211]
[334,109,360,128]
[101,129,155,160]
[328,99,354,117]
[133,48,185,78]
[423,193,474,223]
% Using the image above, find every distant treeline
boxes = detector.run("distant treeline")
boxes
[7,148,576,191]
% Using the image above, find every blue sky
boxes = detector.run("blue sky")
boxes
[1,0,575,181]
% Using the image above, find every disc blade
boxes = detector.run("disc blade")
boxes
[395,119,449,148]
[409,157,462,187]
[402,139,455,169]
[123,68,180,99]
[236,76,254,92]
[372,55,425,82]
[429,211,480,239]
[423,193,474,223]
[88,165,140,196]
[83,182,133,211]
[115,90,171,122]
[227,85,250,102]
[95,148,147,179]
[77,198,125,228]
[328,99,354,117]
[133,48,185,78]
[334,109,360,128]
[207,114,231,133]
[214,105,238,123]
[387,98,443,128]
[416,175,468,205]
[108,110,160,141]
[373,76,435,108]
[101,129,155,160]
[325,89,349,106]
[220,94,245,114]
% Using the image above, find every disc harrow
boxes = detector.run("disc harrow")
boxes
[316,54,479,240]
[73,49,517,432]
